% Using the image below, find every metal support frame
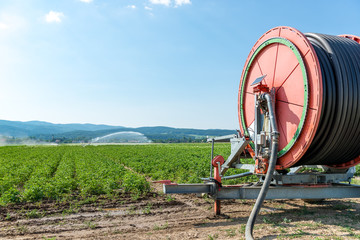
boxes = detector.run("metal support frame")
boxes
[272,169,355,185]
[220,136,249,175]
[164,183,360,200]
[163,79,360,215]
[164,133,360,203]
[208,134,237,179]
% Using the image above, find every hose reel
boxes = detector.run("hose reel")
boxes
[163,26,360,240]
[239,26,360,170]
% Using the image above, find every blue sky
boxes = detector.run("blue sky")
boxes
[0,0,359,129]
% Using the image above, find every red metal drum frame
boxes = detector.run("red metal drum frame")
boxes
[339,34,360,44]
[239,27,360,170]
[238,26,322,170]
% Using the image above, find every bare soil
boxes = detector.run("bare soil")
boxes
[1,184,360,240]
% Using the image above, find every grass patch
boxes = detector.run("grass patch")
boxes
[153,222,169,230]
[84,221,97,229]
[26,209,44,219]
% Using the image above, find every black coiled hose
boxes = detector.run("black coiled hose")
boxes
[297,34,360,166]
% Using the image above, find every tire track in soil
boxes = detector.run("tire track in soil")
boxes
[2,196,360,239]
[0,196,213,240]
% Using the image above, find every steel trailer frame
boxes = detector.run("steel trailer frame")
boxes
[162,77,360,214]
[163,133,360,209]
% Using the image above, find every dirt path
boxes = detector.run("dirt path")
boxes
[1,184,360,240]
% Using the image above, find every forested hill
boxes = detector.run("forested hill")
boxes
[0,120,236,143]
[0,120,120,137]
[34,126,237,143]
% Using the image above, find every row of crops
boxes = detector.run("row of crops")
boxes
[0,143,256,205]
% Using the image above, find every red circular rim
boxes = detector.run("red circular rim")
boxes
[238,26,323,170]
[339,34,360,44]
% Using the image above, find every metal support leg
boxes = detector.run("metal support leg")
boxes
[210,139,214,179]
[214,200,221,215]
[213,157,223,215]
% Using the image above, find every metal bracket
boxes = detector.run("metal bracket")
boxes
[220,136,250,175]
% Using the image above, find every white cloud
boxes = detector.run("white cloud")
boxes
[127,5,136,9]
[45,11,64,23]
[145,6,153,10]
[79,0,93,3]
[175,0,191,6]
[149,0,171,6]
[149,0,191,7]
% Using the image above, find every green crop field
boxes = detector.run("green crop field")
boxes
[2,143,359,206]
[0,143,256,206]
[2,143,360,239]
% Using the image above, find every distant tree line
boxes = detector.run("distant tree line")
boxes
[23,128,236,144]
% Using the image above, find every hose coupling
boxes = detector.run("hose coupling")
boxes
[271,131,280,141]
